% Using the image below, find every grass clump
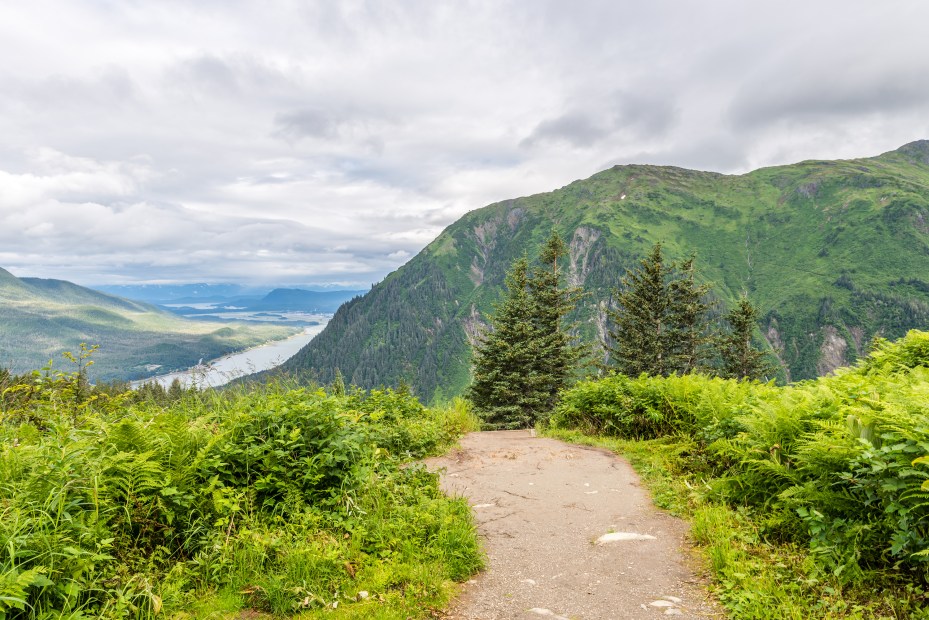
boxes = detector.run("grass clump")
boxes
[546,329,929,618]
[0,361,482,619]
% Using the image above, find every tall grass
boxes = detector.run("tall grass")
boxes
[0,362,482,618]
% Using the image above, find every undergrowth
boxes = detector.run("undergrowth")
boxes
[545,330,929,619]
[0,357,482,619]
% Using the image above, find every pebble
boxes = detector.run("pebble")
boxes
[596,532,657,544]
[529,608,569,620]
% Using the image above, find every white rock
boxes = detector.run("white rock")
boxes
[596,532,657,544]
[529,609,569,620]
[662,595,683,604]
[472,503,495,508]
[664,609,683,615]
[520,579,537,585]
[355,591,369,601]
[649,600,675,607]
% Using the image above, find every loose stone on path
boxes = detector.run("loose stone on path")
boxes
[426,430,721,619]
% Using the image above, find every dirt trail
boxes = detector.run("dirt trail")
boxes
[425,430,721,620]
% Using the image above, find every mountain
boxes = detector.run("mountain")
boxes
[280,141,929,401]
[0,269,298,381]
[93,283,256,304]
[245,288,364,312]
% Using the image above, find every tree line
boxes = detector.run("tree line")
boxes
[468,236,771,429]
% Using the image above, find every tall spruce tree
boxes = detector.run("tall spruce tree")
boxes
[719,296,772,380]
[668,255,711,374]
[469,232,583,428]
[528,231,586,412]
[468,257,545,429]
[607,243,711,376]
[607,243,674,376]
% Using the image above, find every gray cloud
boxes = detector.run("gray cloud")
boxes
[274,108,344,141]
[729,56,929,130]
[1,0,928,287]
[522,91,678,148]
[522,113,604,148]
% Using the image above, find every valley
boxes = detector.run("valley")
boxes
[135,319,328,388]
[0,269,354,383]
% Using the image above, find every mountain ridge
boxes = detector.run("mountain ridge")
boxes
[246,288,365,312]
[280,141,929,398]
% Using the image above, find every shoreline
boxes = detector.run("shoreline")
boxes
[131,323,326,389]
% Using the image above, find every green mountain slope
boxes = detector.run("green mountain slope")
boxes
[0,268,298,381]
[282,141,929,400]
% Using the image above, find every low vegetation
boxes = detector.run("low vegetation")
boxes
[546,330,929,618]
[0,357,482,619]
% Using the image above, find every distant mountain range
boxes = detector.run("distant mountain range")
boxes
[96,283,364,309]
[243,288,364,313]
[0,268,297,381]
[93,283,260,304]
[280,140,929,401]
[96,283,364,314]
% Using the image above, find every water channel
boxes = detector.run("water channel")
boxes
[132,321,327,389]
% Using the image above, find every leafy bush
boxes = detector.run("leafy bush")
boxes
[212,389,369,510]
[551,372,772,441]
[0,361,481,618]
[551,330,929,585]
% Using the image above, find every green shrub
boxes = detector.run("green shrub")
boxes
[0,362,481,618]
[211,388,369,511]
[552,330,929,585]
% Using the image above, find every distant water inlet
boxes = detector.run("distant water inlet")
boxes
[132,322,327,389]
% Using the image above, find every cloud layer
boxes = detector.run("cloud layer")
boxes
[2,0,928,286]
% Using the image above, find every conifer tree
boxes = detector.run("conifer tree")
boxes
[719,296,772,380]
[468,257,545,429]
[607,243,712,376]
[168,377,185,401]
[469,232,583,428]
[528,230,586,412]
[607,243,674,376]
[668,255,711,374]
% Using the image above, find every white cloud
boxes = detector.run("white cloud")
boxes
[1,0,928,287]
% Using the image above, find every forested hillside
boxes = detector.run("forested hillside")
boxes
[0,268,297,381]
[283,141,929,400]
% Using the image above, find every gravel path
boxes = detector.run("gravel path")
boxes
[425,430,722,620]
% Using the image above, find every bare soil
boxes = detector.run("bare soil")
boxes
[425,430,722,620]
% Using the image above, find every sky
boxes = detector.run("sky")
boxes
[2,1,929,289]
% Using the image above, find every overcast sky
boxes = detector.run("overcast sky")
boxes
[2,1,928,288]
